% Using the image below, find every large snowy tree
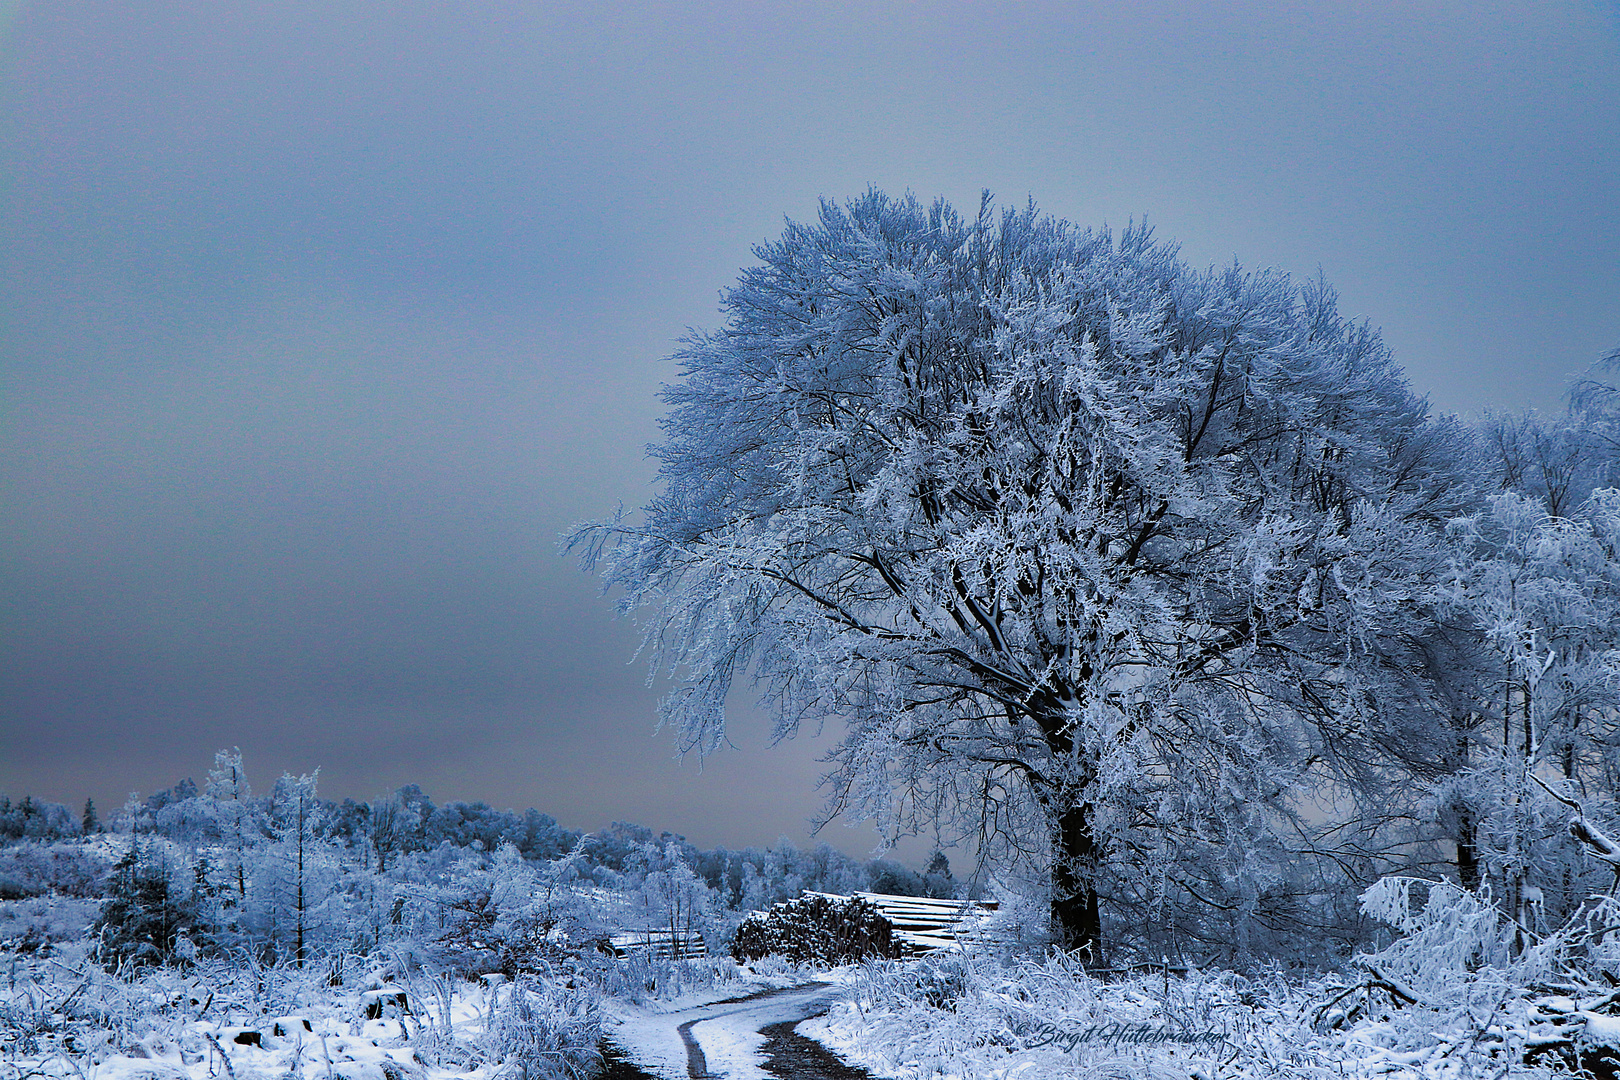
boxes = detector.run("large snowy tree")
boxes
[577,192,1472,961]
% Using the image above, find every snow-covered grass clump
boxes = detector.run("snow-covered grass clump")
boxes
[805,952,1289,1080]
[593,951,750,1006]
[798,876,1620,1079]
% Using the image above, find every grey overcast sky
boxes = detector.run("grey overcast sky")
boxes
[3,1,1618,854]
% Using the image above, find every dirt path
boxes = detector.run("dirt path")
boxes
[603,981,872,1080]
[756,1020,873,1080]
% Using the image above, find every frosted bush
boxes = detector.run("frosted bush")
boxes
[0,895,101,955]
[0,842,109,899]
[1290,876,1580,1074]
[590,952,745,1004]
[856,953,977,1011]
[481,977,602,1080]
[742,953,820,981]
[1357,876,1518,997]
[818,949,1295,1080]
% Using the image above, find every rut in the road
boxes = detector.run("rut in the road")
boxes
[756,1020,873,1080]
[601,980,873,1080]
[677,1015,710,1078]
[675,982,836,1079]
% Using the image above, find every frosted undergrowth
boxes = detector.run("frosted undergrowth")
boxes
[799,876,1620,1079]
[801,945,1583,1079]
[0,934,805,1080]
[803,952,1296,1080]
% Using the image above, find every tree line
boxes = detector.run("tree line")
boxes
[0,748,957,970]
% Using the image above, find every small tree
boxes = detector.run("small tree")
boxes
[248,771,335,966]
[923,850,956,899]
[639,843,713,958]
[203,748,261,909]
[93,841,212,970]
[368,795,404,873]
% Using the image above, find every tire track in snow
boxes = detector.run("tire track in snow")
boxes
[681,982,836,1079]
[677,1014,711,1078]
[614,980,859,1080]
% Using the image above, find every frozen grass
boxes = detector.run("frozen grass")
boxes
[0,941,824,1080]
[790,877,1620,1078]
[805,952,1275,1080]
[588,952,748,1006]
[16,871,1615,1080]
[800,947,1591,1079]
[482,978,602,1080]
[0,895,101,956]
[0,945,578,1080]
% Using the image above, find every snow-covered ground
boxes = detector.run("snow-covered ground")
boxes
[0,931,835,1080]
[1,950,536,1080]
[603,979,847,1080]
[14,873,1620,1080]
[787,951,1620,1080]
[9,944,1618,1080]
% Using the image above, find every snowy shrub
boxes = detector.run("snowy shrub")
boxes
[429,844,608,977]
[0,894,100,956]
[1357,875,1515,992]
[1557,893,1620,983]
[854,953,978,1011]
[91,844,215,971]
[0,841,109,899]
[592,951,745,1004]
[1300,875,1575,1073]
[730,893,898,964]
[744,952,822,981]
[816,944,1585,1078]
[481,977,602,1080]
[812,948,1284,1080]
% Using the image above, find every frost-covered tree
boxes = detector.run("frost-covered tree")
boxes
[203,748,261,908]
[1481,410,1599,519]
[1566,344,1620,478]
[0,795,78,843]
[576,191,1472,961]
[1420,351,1620,928]
[368,793,409,873]
[639,842,713,959]
[249,771,336,965]
[431,842,600,976]
[92,839,213,970]
[1435,487,1620,935]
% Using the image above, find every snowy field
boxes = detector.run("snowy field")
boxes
[0,911,817,1080]
[10,796,1620,1080]
[10,889,1620,1080]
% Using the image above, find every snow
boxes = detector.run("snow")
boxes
[600,973,842,1079]
[5,932,1612,1080]
[20,1012,430,1080]
[1580,1011,1620,1048]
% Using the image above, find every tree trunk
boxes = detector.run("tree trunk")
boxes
[1456,809,1479,891]
[1450,725,1478,890]
[295,793,307,967]
[1051,805,1103,965]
